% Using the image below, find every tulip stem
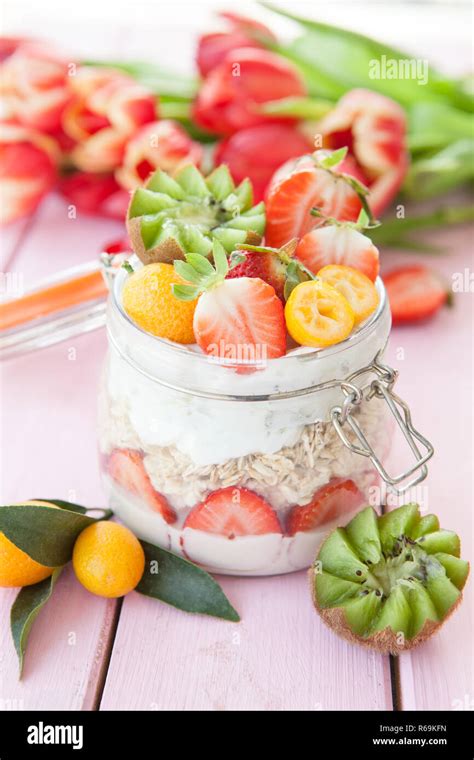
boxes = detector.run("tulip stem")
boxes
[160,101,192,120]
[370,204,474,250]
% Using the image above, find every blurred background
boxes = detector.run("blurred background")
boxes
[2,0,472,73]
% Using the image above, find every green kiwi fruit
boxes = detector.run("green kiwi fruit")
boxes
[127,164,265,265]
[310,504,469,654]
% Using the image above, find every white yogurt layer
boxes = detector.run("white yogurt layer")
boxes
[104,476,366,576]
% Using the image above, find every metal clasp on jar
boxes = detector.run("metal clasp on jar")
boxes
[330,351,434,495]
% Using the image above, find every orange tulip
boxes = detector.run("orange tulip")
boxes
[0,42,72,133]
[62,67,156,173]
[116,120,203,190]
[0,121,59,224]
[317,89,408,216]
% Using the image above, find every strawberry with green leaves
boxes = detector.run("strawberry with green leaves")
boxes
[172,240,287,362]
[226,239,315,302]
[265,147,375,248]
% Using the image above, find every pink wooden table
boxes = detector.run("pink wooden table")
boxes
[0,4,473,712]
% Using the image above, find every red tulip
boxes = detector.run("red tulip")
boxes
[197,11,275,77]
[317,89,408,216]
[0,121,59,225]
[0,37,33,62]
[193,48,307,136]
[0,42,72,133]
[59,171,130,219]
[116,120,203,190]
[62,67,156,173]
[215,123,313,201]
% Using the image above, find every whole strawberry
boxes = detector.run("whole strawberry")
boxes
[226,240,313,302]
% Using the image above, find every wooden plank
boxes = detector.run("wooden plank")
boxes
[0,570,117,710]
[381,224,473,710]
[101,573,392,711]
[0,190,120,709]
[0,328,118,710]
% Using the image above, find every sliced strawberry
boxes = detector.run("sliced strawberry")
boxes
[287,478,365,535]
[108,448,176,524]
[193,277,286,361]
[296,225,380,282]
[184,487,281,538]
[265,161,362,248]
[383,265,448,324]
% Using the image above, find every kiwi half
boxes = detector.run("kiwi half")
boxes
[311,504,469,654]
[127,164,265,265]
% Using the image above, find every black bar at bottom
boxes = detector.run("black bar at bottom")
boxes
[0,709,471,757]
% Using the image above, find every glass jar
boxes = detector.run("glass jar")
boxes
[98,263,433,576]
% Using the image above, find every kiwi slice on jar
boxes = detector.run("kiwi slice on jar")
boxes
[127,164,265,265]
[311,504,469,654]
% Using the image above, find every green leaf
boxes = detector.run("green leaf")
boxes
[171,283,200,301]
[268,41,344,100]
[343,175,376,225]
[11,568,62,677]
[81,60,198,99]
[173,260,203,285]
[236,243,276,254]
[47,501,112,519]
[185,252,214,276]
[404,139,474,199]
[32,498,88,514]
[212,240,229,278]
[283,260,312,301]
[370,204,474,249]
[357,209,370,229]
[408,102,474,152]
[122,262,134,275]
[229,251,247,269]
[159,100,192,120]
[137,541,240,622]
[0,505,104,566]
[260,3,470,110]
[259,95,333,119]
[319,147,348,168]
